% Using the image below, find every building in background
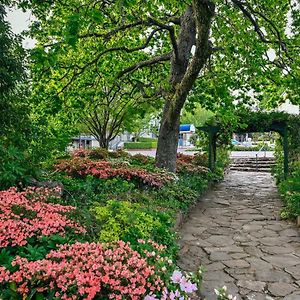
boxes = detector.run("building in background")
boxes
[277,100,299,115]
[179,124,196,147]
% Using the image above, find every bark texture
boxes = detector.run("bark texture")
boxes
[155,0,215,172]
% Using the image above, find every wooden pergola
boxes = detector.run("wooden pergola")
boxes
[198,119,289,177]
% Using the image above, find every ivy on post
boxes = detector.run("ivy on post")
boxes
[282,126,289,178]
[199,125,220,172]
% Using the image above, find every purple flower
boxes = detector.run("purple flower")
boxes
[171,270,183,284]
[179,277,198,293]
[144,294,158,300]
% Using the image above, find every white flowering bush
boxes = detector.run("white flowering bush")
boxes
[215,286,237,300]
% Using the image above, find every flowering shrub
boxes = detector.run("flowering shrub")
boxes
[0,187,85,248]
[55,157,174,187]
[72,148,89,157]
[72,148,129,160]
[0,240,199,300]
[215,286,237,300]
[177,153,210,175]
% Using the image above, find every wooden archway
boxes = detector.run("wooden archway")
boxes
[198,117,289,176]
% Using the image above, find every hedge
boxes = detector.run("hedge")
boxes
[124,141,157,149]
[231,145,273,151]
[138,137,158,143]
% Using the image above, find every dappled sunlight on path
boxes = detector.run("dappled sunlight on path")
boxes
[178,171,300,300]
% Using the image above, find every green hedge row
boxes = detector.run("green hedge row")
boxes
[124,141,157,149]
[138,137,157,143]
[231,145,273,151]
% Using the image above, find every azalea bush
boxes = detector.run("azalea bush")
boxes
[0,187,85,249]
[0,240,199,300]
[55,157,174,188]
[176,153,210,176]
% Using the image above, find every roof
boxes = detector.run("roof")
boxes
[73,135,97,141]
[180,124,196,132]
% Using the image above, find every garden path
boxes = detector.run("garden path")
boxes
[178,171,300,300]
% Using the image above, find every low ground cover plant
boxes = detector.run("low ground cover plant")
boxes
[278,162,300,219]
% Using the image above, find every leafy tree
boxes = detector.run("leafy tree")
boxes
[79,80,155,149]
[0,4,26,134]
[18,0,299,171]
[181,104,213,128]
[0,4,33,188]
[0,3,69,187]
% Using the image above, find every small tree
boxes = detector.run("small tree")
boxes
[81,82,147,149]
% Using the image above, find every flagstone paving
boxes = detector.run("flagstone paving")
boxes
[178,171,300,300]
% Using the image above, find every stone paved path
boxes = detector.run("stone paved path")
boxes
[178,171,300,300]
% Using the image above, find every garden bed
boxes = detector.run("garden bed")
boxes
[0,148,229,299]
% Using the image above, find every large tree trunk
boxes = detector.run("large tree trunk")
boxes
[156,100,182,172]
[155,0,215,172]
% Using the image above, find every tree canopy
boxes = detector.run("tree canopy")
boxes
[15,0,300,171]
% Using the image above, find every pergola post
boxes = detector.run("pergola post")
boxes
[207,127,218,171]
[208,130,214,171]
[283,126,289,178]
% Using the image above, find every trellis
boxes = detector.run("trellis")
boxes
[199,114,289,177]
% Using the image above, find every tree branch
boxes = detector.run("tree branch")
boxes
[117,52,172,78]
[148,17,179,60]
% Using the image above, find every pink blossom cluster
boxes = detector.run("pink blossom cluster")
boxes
[55,157,174,187]
[0,188,85,248]
[1,241,165,299]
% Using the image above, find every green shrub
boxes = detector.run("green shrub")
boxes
[129,153,155,167]
[279,163,300,219]
[46,174,135,206]
[152,183,199,212]
[138,137,157,143]
[124,141,157,149]
[89,148,109,159]
[193,152,209,167]
[231,143,272,152]
[0,143,40,189]
[179,174,209,194]
[108,149,130,158]
[92,200,177,254]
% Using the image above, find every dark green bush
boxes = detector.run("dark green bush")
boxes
[138,137,158,143]
[89,148,109,159]
[279,162,300,219]
[108,149,130,158]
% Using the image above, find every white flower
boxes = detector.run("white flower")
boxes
[222,285,227,291]
[214,289,220,296]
